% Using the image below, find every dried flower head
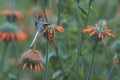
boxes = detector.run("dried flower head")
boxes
[0,23,28,42]
[82,23,115,41]
[17,49,44,72]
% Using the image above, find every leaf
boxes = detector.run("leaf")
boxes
[52,70,62,79]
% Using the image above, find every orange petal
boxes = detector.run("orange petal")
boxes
[104,32,115,38]
[40,64,44,70]
[98,33,102,38]
[27,9,34,15]
[14,11,23,19]
[55,25,64,32]
[10,32,16,41]
[41,29,46,34]
[16,31,28,42]
[37,64,41,72]
[16,61,22,66]
[90,31,96,36]
[101,34,104,41]
[0,32,8,41]
[22,63,27,70]
[0,10,11,15]
[30,64,33,72]
[35,64,38,72]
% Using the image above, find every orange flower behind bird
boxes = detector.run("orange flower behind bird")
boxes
[27,8,50,19]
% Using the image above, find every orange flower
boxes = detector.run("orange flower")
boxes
[0,23,28,42]
[0,31,28,42]
[55,25,64,32]
[17,49,44,72]
[0,10,23,19]
[82,24,115,41]
[16,31,28,42]
[41,24,64,43]
[27,9,50,19]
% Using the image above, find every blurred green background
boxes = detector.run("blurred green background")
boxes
[0,0,120,80]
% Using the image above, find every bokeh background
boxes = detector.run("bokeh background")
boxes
[0,0,120,80]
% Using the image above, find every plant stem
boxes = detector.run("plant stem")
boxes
[106,65,114,80]
[85,0,94,26]
[57,0,61,25]
[53,0,63,70]
[0,42,9,73]
[43,41,49,80]
[86,41,98,80]
[76,0,81,80]
[50,0,52,22]
[11,41,19,62]
[41,0,48,22]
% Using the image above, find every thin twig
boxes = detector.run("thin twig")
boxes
[86,41,98,80]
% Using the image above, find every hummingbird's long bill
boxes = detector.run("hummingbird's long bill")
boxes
[30,31,40,48]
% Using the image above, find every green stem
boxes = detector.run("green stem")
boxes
[57,0,61,25]
[50,0,52,22]
[41,0,48,22]
[43,41,49,80]
[76,0,81,80]
[85,0,93,26]
[11,41,19,62]
[0,42,9,73]
[86,41,98,80]
[106,65,114,80]
[117,65,120,79]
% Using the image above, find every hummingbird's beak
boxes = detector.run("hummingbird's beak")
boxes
[29,30,40,48]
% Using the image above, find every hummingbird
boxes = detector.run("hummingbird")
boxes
[30,18,50,48]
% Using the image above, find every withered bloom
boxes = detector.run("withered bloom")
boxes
[17,49,44,72]
[82,24,115,41]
